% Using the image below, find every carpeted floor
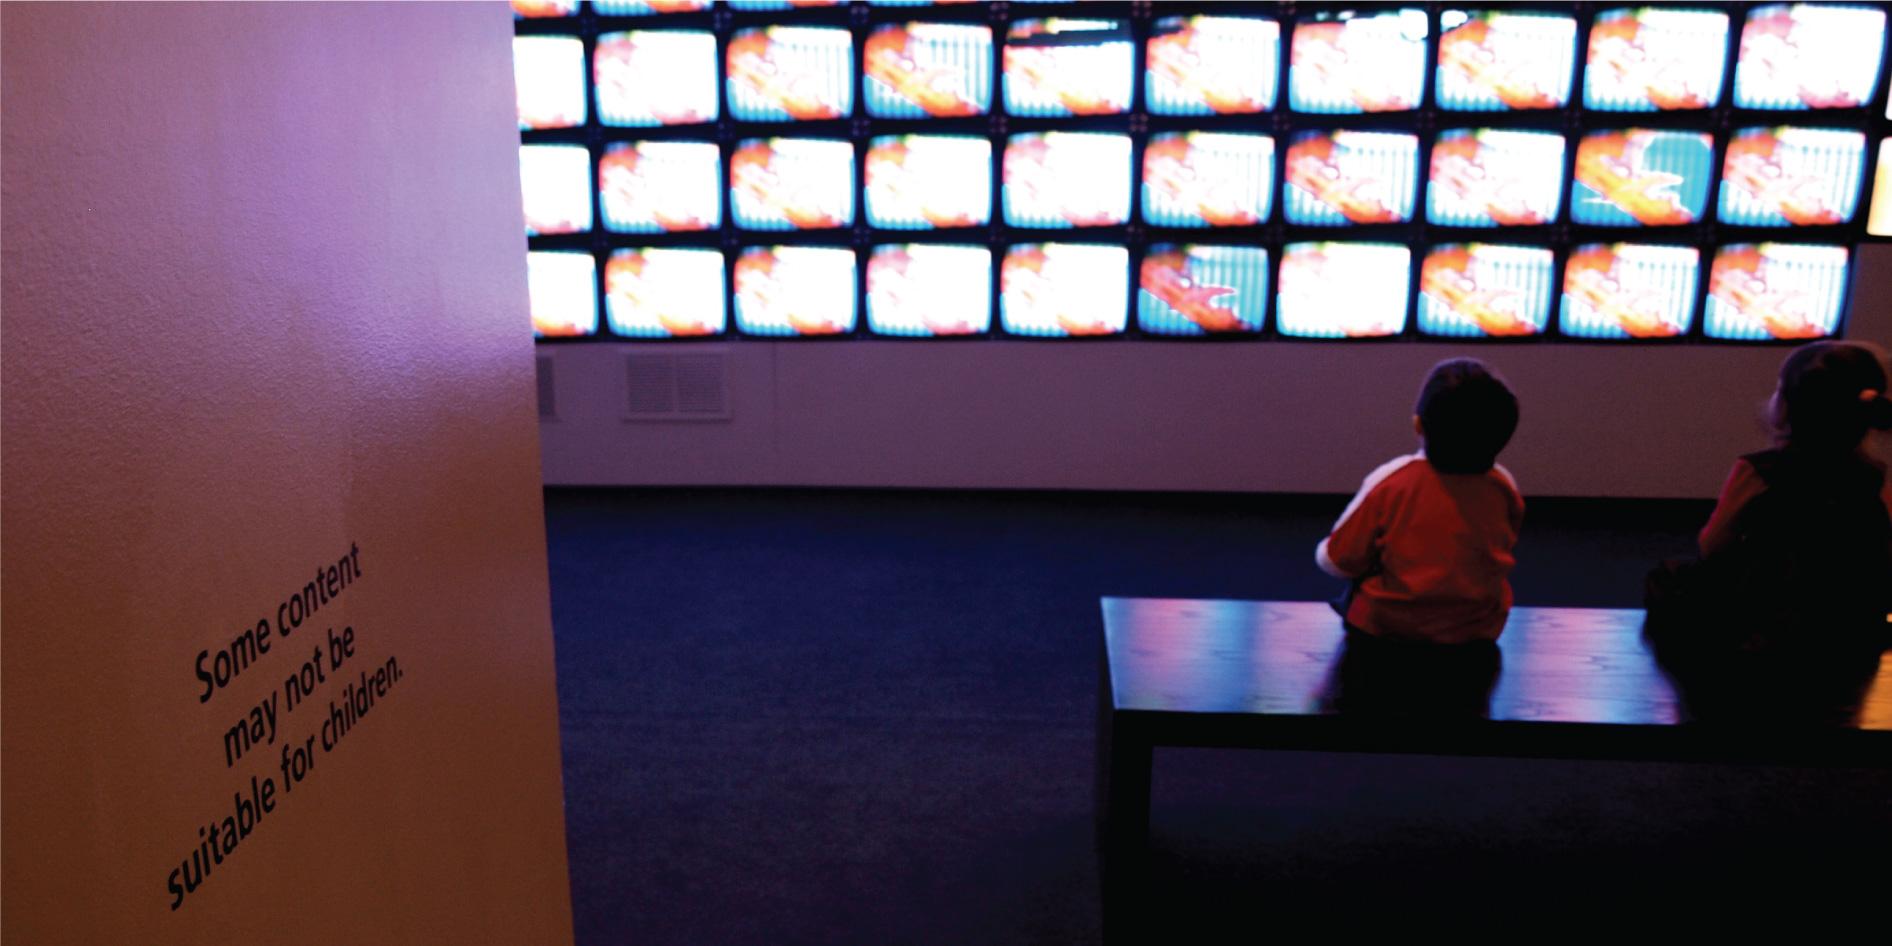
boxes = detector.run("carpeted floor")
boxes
[544,488,1891,944]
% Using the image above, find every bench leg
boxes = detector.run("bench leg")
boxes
[1098,707,1152,943]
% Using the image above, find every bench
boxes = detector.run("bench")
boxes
[1096,598,1892,935]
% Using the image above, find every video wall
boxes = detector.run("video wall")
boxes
[514,1,1892,342]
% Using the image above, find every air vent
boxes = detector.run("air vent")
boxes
[536,354,557,419]
[626,352,731,422]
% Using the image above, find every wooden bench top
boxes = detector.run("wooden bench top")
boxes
[1100,598,1892,764]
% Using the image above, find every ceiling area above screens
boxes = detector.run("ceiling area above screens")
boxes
[513,1,1892,343]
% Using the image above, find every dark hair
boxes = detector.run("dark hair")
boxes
[1415,359,1520,474]
[1771,341,1892,454]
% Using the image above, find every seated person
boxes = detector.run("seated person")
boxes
[1317,359,1524,645]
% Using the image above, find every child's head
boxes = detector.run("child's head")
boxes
[1769,341,1892,453]
[1414,359,1519,474]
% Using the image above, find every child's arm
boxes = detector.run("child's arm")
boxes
[1316,455,1420,578]
[1698,458,1765,558]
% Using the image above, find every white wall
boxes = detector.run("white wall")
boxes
[539,247,1892,499]
[3,4,572,943]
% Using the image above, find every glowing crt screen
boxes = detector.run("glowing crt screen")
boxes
[1427,129,1566,226]
[1137,245,1269,336]
[1584,8,1730,111]
[866,244,993,337]
[864,22,993,118]
[1870,138,1892,236]
[1705,243,1847,340]
[1718,127,1866,227]
[1145,16,1280,115]
[1276,242,1411,338]
[865,135,992,230]
[514,36,586,130]
[591,0,711,13]
[1571,129,1715,226]
[1003,133,1133,229]
[1000,244,1130,337]
[1289,9,1429,114]
[1003,19,1135,117]
[733,246,858,337]
[514,0,580,17]
[1560,243,1700,339]
[598,141,722,234]
[594,31,719,127]
[731,138,856,231]
[1284,131,1419,225]
[1418,244,1554,337]
[520,144,593,236]
[1142,133,1275,227]
[726,27,854,121]
[604,248,727,338]
[1435,10,1577,110]
[528,251,599,339]
[1735,4,1887,109]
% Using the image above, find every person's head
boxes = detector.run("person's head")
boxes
[1769,341,1892,454]
[1413,359,1520,474]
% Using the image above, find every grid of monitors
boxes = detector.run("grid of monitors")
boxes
[517,1,1892,342]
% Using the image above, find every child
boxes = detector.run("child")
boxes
[1647,341,1892,661]
[1317,359,1524,644]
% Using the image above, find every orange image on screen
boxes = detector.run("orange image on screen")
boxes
[732,142,846,229]
[1147,23,1266,113]
[1003,247,1116,336]
[728,31,846,120]
[1588,16,1714,109]
[1430,134,1548,226]
[1723,133,1845,226]
[598,147,715,232]
[1574,131,1695,225]
[1139,249,1243,333]
[1143,136,1261,227]
[735,251,847,336]
[865,26,981,117]
[1741,8,1864,108]
[868,248,978,336]
[1564,245,1685,338]
[866,140,980,228]
[1437,18,1561,109]
[1419,247,1538,336]
[1293,21,1415,112]
[1286,134,1401,223]
[604,252,717,337]
[1708,246,1828,340]
[594,36,715,126]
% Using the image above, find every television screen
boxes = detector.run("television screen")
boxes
[591,0,710,14]
[1142,133,1274,228]
[520,144,593,236]
[1435,10,1578,111]
[999,244,1130,337]
[727,27,854,122]
[1275,242,1411,338]
[1735,4,1887,109]
[1137,245,1269,336]
[1571,129,1715,226]
[599,141,722,233]
[514,36,587,130]
[1705,243,1848,340]
[514,0,579,18]
[1288,9,1429,114]
[1003,19,1135,117]
[604,248,727,338]
[528,252,598,338]
[733,246,858,337]
[1584,8,1730,111]
[1145,16,1280,116]
[1417,243,1555,337]
[1003,133,1132,229]
[864,23,993,118]
[594,31,719,127]
[1283,131,1419,225]
[1559,243,1700,338]
[1427,129,1567,226]
[731,138,856,231]
[866,244,993,337]
[1718,127,1866,226]
[1869,139,1892,235]
[865,135,991,230]
[728,0,845,9]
